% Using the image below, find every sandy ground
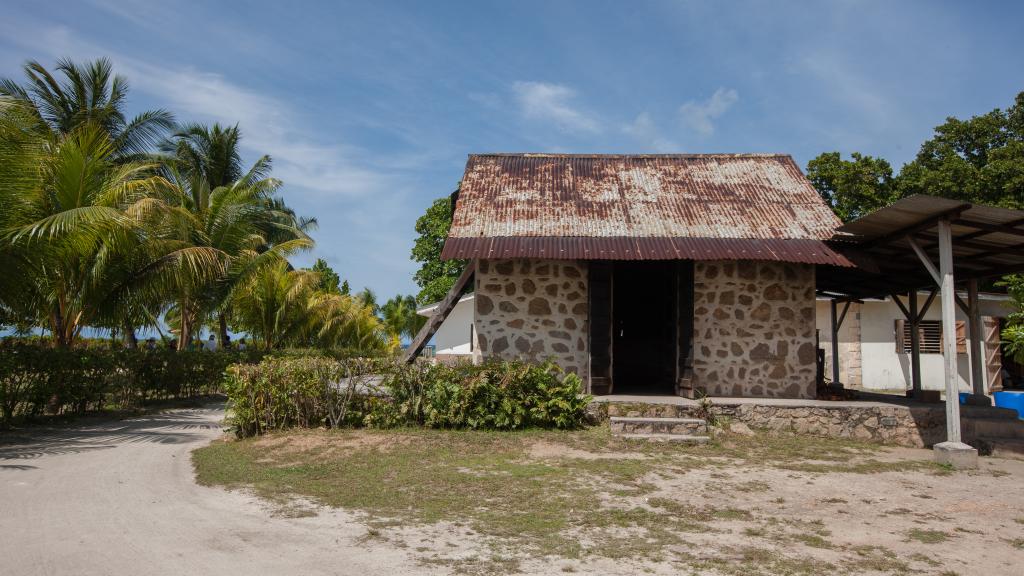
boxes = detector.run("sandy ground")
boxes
[0,405,432,576]
[3,406,1024,575]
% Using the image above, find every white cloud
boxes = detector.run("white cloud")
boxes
[622,112,680,152]
[511,81,600,134]
[678,87,739,136]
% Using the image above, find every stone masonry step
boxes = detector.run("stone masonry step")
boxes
[610,416,707,436]
[973,437,1024,460]
[964,418,1024,440]
[619,433,711,444]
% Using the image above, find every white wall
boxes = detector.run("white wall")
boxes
[420,295,475,356]
[817,295,1014,392]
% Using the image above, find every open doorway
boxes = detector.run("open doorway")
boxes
[611,261,678,394]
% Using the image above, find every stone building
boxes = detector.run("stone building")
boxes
[431,153,853,399]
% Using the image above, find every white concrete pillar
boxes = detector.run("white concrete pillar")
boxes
[933,218,977,468]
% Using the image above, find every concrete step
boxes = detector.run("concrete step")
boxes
[619,433,711,444]
[610,416,707,436]
[965,418,1024,440]
[973,437,1024,460]
[605,404,691,419]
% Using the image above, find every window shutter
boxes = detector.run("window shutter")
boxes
[895,319,905,353]
[955,321,967,354]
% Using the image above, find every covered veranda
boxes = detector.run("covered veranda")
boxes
[817,195,1024,466]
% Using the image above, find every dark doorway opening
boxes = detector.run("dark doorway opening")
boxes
[611,261,678,394]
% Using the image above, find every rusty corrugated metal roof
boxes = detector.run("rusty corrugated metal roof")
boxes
[442,153,850,265]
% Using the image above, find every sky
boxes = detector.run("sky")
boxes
[2,0,1023,301]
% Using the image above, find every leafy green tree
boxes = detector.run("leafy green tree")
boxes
[805,152,898,222]
[1001,275,1024,363]
[898,92,1024,209]
[412,195,466,304]
[340,280,350,296]
[309,258,341,294]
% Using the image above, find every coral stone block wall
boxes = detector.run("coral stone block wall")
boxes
[474,259,589,381]
[692,261,817,399]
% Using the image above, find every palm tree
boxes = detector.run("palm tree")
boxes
[230,260,391,352]
[162,123,316,347]
[381,294,426,341]
[0,102,170,347]
[0,57,174,159]
[1,58,175,345]
[142,164,312,349]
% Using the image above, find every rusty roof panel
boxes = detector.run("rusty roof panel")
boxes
[441,236,853,266]
[445,153,845,263]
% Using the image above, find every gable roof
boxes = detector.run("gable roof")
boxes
[441,153,850,265]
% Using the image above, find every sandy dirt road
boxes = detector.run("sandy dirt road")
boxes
[0,405,429,576]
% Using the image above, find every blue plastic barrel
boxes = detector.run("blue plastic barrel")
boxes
[958,392,970,404]
[994,391,1024,419]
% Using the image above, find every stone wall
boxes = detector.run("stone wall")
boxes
[692,261,817,399]
[600,401,947,448]
[474,259,589,381]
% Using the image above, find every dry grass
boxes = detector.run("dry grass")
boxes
[193,426,1021,574]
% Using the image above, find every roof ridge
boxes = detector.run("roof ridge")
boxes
[469,152,792,159]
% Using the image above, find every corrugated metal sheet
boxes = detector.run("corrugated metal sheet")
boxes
[444,153,848,264]
[442,236,851,265]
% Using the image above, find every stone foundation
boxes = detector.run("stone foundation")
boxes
[474,259,589,380]
[598,401,947,447]
[692,261,817,399]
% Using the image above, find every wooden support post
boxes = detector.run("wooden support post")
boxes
[909,291,922,399]
[932,218,977,467]
[402,261,477,364]
[830,299,840,386]
[829,299,850,387]
[966,279,990,405]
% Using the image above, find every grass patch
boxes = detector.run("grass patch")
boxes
[192,426,953,572]
[906,528,950,544]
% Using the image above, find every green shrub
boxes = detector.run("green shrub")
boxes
[0,344,266,428]
[224,356,591,436]
[224,356,378,437]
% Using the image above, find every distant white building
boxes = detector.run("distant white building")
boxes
[416,293,477,362]
[815,292,1019,393]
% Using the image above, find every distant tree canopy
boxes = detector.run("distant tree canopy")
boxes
[808,90,1024,222]
[411,194,467,305]
[806,152,898,222]
[308,258,341,294]
[808,91,1024,358]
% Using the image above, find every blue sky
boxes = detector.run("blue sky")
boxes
[2,0,1023,301]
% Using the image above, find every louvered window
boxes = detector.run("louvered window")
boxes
[895,320,966,354]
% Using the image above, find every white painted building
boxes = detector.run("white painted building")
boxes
[416,293,476,361]
[816,292,1016,393]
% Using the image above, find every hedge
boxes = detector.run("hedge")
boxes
[0,345,266,427]
[224,356,591,437]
